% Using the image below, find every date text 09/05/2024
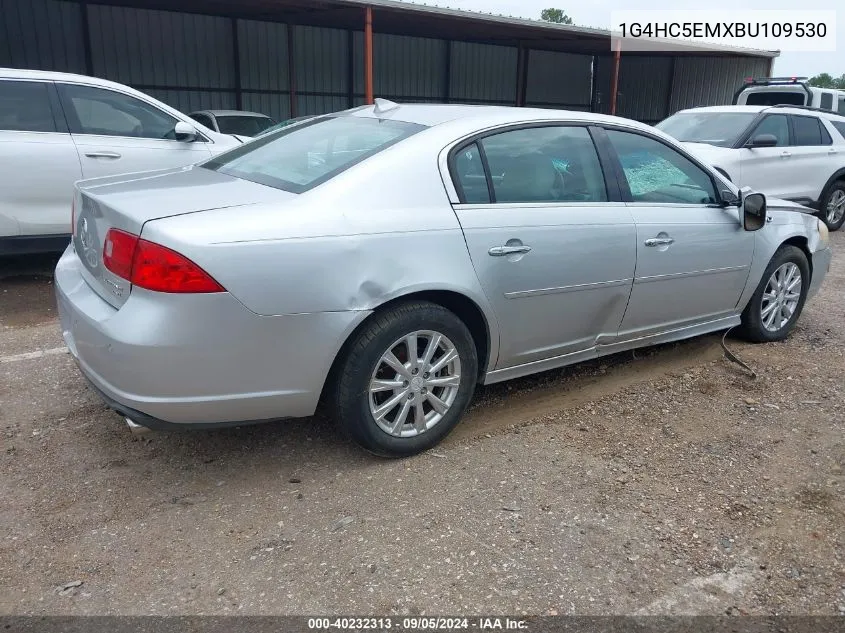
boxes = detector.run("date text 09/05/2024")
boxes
[307,617,529,630]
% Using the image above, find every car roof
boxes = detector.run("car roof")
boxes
[0,67,132,89]
[340,102,660,133]
[673,104,845,120]
[673,105,769,114]
[190,110,271,118]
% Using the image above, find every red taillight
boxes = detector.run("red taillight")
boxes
[102,228,224,294]
[131,239,224,293]
[103,229,138,280]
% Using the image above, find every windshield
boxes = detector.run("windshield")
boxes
[215,115,275,137]
[204,116,425,193]
[655,112,757,147]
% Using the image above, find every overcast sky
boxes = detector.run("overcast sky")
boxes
[425,0,844,78]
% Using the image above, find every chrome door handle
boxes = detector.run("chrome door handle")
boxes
[829,149,838,154]
[85,151,121,159]
[644,237,675,247]
[488,245,532,256]
[780,151,791,159]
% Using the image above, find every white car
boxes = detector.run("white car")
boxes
[656,105,845,231]
[0,69,241,255]
[734,76,845,115]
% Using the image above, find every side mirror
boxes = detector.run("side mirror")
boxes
[174,121,198,142]
[741,191,767,231]
[746,133,778,148]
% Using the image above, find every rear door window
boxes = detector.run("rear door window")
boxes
[820,93,834,110]
[792,115,831,146]
[204,116,424,193]
[478,126,607,203]
[0,80,57,132]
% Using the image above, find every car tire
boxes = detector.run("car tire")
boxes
[818,180,845,231]
[329,301,478,457]
[737,245,810,343]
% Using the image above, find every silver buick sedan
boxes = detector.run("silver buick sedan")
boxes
[56,101,833,456]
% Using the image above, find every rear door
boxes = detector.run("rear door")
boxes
[0,79,81,240]
[57,83,212,180]
[450,124,636,371]
[602,128,755,339]
[787,114,837,202]
[736,113,794,198]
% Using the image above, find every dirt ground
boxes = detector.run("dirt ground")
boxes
[1,235,843,617]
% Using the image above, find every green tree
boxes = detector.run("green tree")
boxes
[809,73,835,88]
[540,8,573,24]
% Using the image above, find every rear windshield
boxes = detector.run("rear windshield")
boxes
[744,90,806,106]
[204,116,425,193]
[655,112,757,147]
[215,115,275,137]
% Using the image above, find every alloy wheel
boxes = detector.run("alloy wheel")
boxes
[368,330,461,438]
[826,189,845,225]
[760,262,802,332]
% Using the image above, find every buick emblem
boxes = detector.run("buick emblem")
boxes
[79,217,99,269]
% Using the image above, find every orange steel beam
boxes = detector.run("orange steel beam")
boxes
[364,6,374,104]
[610,41,621,115]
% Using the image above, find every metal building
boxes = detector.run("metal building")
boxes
[1,0,777,124]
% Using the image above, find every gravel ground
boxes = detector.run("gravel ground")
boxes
[0,235,843,616]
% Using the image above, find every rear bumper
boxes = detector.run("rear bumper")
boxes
[0,233,70,256]
[809,247,832,300]
[55,245,369,427]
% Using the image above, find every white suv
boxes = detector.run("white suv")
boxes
[656,105,845,231]
[0,69,241,255]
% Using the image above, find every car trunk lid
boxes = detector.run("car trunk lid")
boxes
[72,165,294,308]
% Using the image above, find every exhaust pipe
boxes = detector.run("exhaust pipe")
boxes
[125,417,152,436]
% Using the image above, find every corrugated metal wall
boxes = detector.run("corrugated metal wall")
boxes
[669,56,770,113]
[449,41,517,104]
[0,0,86,74]
[0,0,774,123]
[524,50,592,109]
[594,55,673,123]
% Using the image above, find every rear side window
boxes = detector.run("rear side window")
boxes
[820,93,833,110]
[0,81,56,133]
[792,115,831,146]
[205,116,424,193]
[453,143,490,204]
[838,97,845,116]
[749,114,789,146]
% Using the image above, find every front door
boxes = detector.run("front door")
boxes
[737,113,794,199]
[450,125,637,370]
[56,83,211,181]
[602,128,754,339]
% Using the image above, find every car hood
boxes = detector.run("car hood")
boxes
[681,142,734,161]
[77,165,294,233]
[766,197,816,214]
